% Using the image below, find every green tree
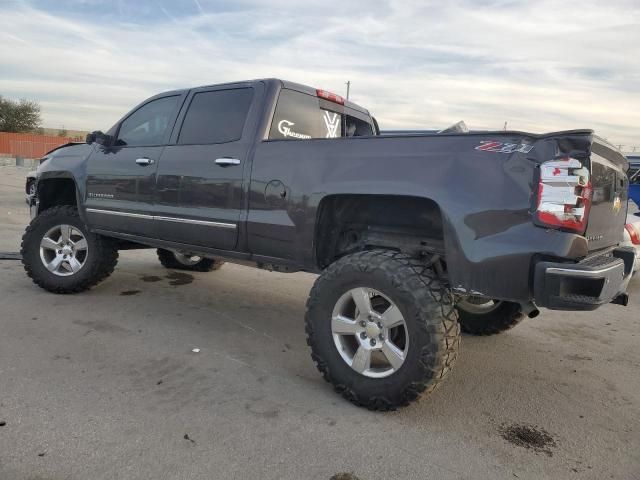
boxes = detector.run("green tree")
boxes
[0,96,41,133]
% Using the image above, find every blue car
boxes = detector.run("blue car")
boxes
[629,155,640,208]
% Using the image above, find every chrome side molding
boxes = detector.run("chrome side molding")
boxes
[86,208,236,229]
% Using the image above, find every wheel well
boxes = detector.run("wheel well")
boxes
[37,178,78,213]
[314,194,445,268]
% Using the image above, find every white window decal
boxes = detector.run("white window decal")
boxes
[277,119,312,139]
[324,111,340,138]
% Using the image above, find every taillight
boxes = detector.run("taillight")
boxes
[626,223,640,245]
[316,89,345,105]
[535,157,591,234]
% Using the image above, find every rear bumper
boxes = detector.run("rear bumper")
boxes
[534,247,635,311]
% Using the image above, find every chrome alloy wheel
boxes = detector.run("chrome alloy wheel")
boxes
[173,251,203,266]
[331,287,409,379]
[457,295,502,314]
[39,224,89,276]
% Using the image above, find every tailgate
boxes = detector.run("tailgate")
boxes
[584,139,629,251]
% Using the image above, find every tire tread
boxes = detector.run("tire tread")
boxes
[457,301,524,336]
[305,250,460,411]
[21,205,118,294]
[156,249,223,272]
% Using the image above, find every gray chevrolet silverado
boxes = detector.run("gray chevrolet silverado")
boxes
[21,78,634,410]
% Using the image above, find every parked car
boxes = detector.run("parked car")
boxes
[628,155,640,208]
[21,79,634,410]
[25,170,36,204]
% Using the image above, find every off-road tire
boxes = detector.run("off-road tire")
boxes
[456,301,524,335]
[156,249,224,272]
[305,250,460,411]
[21,206,118,294]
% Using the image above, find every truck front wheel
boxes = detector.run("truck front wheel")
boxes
[305,250,460,410]
[21,206,118,294]
[456,298,524,335]
[156,249,224,272]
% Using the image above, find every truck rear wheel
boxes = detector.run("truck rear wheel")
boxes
[456,298,524,335]
[21,206,118,294]
[305,250,460,410]
[156,249,224,272]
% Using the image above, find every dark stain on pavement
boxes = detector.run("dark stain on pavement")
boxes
[499,423,556,456]
[73,319,131,335]
[141,275,162,282]
[120,289,141,296]
[245,402,280,419]
[565,354,593,361]
[330,474,361,480]
[166,272,194,286]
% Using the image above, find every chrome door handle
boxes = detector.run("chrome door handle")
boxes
[135,157,155,166]
[215,158,241,167]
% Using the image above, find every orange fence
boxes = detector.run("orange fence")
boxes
[0,132,77,159]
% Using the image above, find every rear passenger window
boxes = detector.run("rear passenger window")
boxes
[178,88,253,145]
[629,167,640,184]
[269,89,373,140]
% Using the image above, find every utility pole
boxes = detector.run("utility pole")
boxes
[345,81,351,100]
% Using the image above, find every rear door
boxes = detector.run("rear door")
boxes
[249,87,375,260]
[85,94,184,237]
[154,82,262,250]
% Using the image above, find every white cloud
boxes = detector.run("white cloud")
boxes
[0,0,638,149]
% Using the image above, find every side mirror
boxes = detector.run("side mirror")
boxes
[86,131,112,146]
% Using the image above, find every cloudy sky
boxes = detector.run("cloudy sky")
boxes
[1,0,639,149]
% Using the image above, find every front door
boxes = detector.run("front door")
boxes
[85,94,184,237]
[155,83,261,251]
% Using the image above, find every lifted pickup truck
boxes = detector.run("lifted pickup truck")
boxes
[22,78,634,410]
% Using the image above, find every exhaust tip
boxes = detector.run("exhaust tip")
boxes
[611,293,629,307]
[520,302,540,319]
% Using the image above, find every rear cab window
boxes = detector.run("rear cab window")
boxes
[268,89,374,140]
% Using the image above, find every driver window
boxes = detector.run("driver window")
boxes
[117,96,179,147]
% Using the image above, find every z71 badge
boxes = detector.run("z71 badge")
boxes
[475,141,534,154]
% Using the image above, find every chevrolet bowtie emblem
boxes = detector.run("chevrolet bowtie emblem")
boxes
[613,196,622,214]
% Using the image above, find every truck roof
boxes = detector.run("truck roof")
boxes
[157,78,371,116]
